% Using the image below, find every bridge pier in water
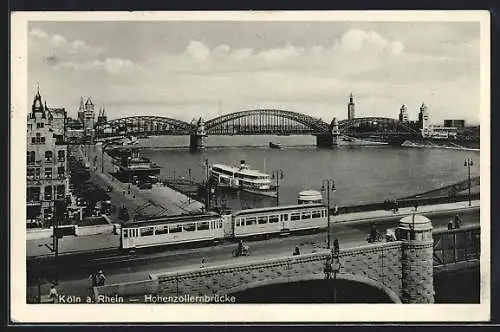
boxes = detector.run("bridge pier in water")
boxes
[189,134,207,152]
[315,117,340,148]
[189,117,208,152]
[315,134,338,148]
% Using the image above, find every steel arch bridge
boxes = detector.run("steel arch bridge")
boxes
[205,109,331,135]
[339,117,421,137]
[95,116,194,137]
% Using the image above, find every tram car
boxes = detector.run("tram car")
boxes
[120,213,228,249]
[232,204,328,237]
[119,204,329,249]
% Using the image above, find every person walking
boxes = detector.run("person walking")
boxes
[333,204,339,216]
[293,246,301,256]
[414,201,419,211]
[454,214,461,229]
[448,218,454,230]
[48,284,59,303]
[333,238,340,256]
[96,270,107,286]
[88,272,98,288]
[200,257,206,268]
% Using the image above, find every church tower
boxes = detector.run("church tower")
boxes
[347,93,355,121]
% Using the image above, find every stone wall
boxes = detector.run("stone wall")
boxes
[95,241,404,302]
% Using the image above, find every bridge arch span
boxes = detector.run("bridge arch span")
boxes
[339,117,421,136]
[95,116,194,137]
[226,272,402,303]
[205,109,331,135]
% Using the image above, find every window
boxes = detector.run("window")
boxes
[27,151,36,163]
[35,168,41,178]
[56,185,65,199]
[280,214,289,222]
[258,216,268,224]
[290,213,301,221]
[169,224,182,233]
[302,212,311,219]
[219,220,223,228]
[45,151,53,162]
[37,122,44,128]
[245,217,256,226]
[140,227,154,236]
[183,223,196,232]
[45,167,52,179]
[44,186,52,200]
[269,215,279,223]
[57,166,65,178]
[155,225,169,235]
[27,187,40,202]
[236,219,242,227]
[57,150,65,162]
[43,208,52,217]
[123,229,129,238]
[197,221,210,231]
[27,168,35,179]
[41,137,45,144]
[312,211,321,218]
[31,138,36,144]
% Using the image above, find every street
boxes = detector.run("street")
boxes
[27,208,479,302]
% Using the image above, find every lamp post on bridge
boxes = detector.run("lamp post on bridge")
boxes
[321,179,336,249]
[464,158,474,206]
[271,169,284,207]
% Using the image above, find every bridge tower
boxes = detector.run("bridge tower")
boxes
[418,103,431,138]
[348,93,356,121]
[399,104,409,123]
[396,214,435,303]
[190,117,208,151]
[316,117,339,148]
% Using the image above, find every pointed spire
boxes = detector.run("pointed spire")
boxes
[79,97,84,111]
[349,92,354,103]
[36,82,40,96]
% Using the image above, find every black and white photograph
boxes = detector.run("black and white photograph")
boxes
[11,11,490,322]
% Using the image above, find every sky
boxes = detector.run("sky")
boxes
[27,20,481,125]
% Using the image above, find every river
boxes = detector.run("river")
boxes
[138,135,480,210]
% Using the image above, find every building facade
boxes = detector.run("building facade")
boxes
[444,119,465,128]
[347,93,355,121]
[26,88,70,225]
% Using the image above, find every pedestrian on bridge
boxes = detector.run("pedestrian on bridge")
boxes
[414,202,419,211]
[454,214,461,229]
[88,272,98,288]
[448,218,454,230]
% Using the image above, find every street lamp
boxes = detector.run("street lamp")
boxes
[271,169,284,207]
[464,158,474,206]
[321,179,336,249]
[188,168,192,204]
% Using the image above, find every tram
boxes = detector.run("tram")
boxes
[120,204,329,250]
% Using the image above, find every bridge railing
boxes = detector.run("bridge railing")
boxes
[336,192,480,215]
[432,225,480,266]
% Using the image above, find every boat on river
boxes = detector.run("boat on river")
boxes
[269,142,281,149]
[209,160,277,197]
